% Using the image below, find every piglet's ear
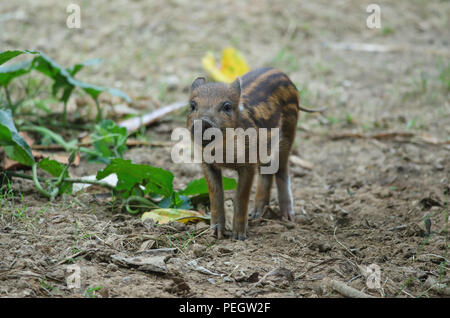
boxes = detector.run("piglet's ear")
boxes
[229,77,241,98]
[191,77,206,91]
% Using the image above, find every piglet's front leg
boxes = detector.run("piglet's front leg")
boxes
[232,166,256,240]
[202,164,225,239]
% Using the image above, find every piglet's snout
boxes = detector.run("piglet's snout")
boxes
[190,119,215,146]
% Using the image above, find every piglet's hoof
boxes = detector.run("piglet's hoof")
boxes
[232,231,248,241]
[281,211,295,222]
[210,225,224,239]
[249,207,263,220]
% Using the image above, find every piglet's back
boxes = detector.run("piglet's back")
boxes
[239,68,300,129]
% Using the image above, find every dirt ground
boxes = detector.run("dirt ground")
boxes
[0,0,449,298]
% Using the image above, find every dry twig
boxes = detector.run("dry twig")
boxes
[323,278,375,298]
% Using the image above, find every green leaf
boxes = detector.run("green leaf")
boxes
[0,50,130,124]
[159,193,193,209]
[32,52,70,79]
[37,158,72,194]
[71,78,131,103]
[179,177,237,196]
[32,53,75,104]
[32,52,131,103]
[68,58,103,76]
[96,158,174,199]
[173,193,194,209]
[0,60,33,86]
[0,109,34,166]
[89,119,128,163]
[0,50,39,66]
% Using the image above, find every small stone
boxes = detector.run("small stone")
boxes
[21,289,32,297]
[378,189,392,199]
[98,286,110,298]
[192,244,207,258]
[122,276,131,284]
[17,279,28,289]
[318,242,332,253]
[295,215,312,225]
[235,290,245,297]
[284,222,295,229]
[196,221,209,231]
[171,222,186,231]
[309,241,332,253]
[106,263,118,272]
[204,235,217,246]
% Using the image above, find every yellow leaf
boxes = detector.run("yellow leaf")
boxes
[141,208,210,224]
[202,47,250,83]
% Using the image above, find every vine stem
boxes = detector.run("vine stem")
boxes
[125,195,159,214]
[20,125,100,157]
[94,99,102,123]
[31,163,53,199]
[4,86,12,109]
[21,125,71,150]
[62,101,67,125]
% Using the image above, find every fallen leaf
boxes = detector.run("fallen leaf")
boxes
[141,208,210,224]
[202,47,250,83]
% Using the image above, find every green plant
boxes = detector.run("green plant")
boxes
[0,177,14,208]
[32,156,74,200]
[345,113,355,125]
[381,26,395,36]
[1,50,236,219]
[84,285,102,298]
[20,120,125,162]
[96,158,237,213]
[0,111,115,200]
[2,112,237,211]
[14,193,28,219]
[0,109,34,165]
[88,119,128,163]
[406,117,418,130]
[40,277,60,296]
[0,50,130,123]
[0,51,39,112]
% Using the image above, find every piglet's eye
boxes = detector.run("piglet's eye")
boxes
[221,101,232,113]
[190,100,197,111]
